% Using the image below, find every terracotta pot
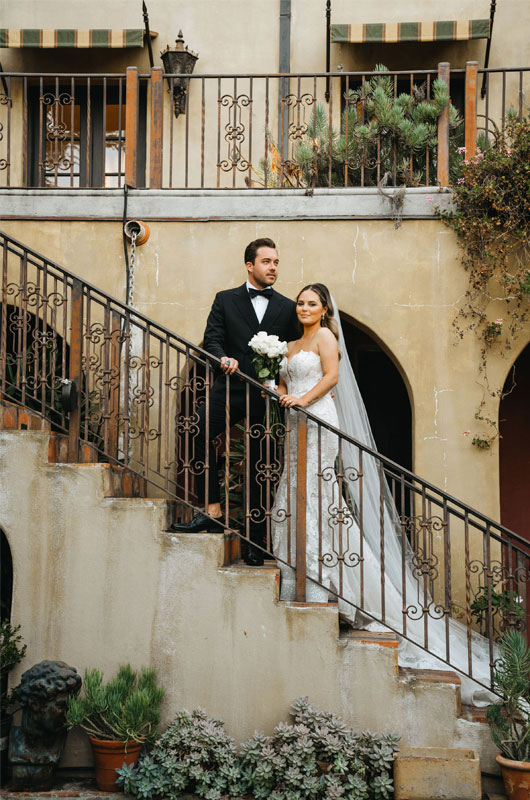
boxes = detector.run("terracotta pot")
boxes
[496,752,530,800]
[89,736,142,792]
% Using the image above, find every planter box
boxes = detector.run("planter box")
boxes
[394,746,481,800]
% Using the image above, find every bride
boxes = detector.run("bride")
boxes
[271,283,494,706]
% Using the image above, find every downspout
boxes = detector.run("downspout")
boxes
[278,0,291,162]
[480,0,497,99]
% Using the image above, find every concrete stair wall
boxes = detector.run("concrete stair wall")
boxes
[0,429,498,776]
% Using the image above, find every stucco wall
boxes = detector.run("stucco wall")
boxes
[2,214,529,525]
[1,0,528,74]
[0,430,498,772]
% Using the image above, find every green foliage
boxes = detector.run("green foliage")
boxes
[440,112,530,328]
[260,65,462,189]
[66,664,164,744]
[117,699,398,800]
[486,630,530,761]
[239,697,399,800]
[116,707,244,799]
[439,113,530,447]
[0,620,27,711]
[470,586,525,637]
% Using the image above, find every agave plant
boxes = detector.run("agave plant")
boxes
[486,630,530,761]
[66,664,164,744]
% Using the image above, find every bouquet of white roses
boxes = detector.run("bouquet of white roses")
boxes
[248,332,288,390]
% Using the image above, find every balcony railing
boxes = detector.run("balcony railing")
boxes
[1,65,528,190]
[2,228,529,697]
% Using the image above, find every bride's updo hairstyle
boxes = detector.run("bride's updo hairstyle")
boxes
[296,283,340,344]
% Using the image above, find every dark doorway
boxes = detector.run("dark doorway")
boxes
[340,314,412,473]
[499,344,530,540]
[1,530,13,621]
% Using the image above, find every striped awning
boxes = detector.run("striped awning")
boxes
[0,29,157,48]
[331,19,490,44]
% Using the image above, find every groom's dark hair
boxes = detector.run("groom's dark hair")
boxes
[244,238,277,265]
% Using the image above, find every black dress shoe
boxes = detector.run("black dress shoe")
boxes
[242,542,264,566]
[170,512,224,533]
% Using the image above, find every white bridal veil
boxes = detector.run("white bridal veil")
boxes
[330,297,495,706]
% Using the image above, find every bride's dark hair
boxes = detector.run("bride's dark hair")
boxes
[296,283,340,344]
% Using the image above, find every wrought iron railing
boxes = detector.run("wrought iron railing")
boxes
[1,229,529,695]
[1,66,528,190]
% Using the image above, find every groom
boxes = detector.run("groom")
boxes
[171,238,299,565]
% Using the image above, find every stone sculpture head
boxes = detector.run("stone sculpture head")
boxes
[15,660,81,736]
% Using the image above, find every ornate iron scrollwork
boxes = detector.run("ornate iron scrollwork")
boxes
[218,93,251,173]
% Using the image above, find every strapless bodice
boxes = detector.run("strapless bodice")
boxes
[280,350,338,426]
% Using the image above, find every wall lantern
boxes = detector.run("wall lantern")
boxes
[160,30,199,118]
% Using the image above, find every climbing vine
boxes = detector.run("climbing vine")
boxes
[439,112,530,448]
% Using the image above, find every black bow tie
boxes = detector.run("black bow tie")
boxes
[248,287,273,299]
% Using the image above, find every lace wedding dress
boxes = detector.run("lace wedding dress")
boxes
[271,349,494,706]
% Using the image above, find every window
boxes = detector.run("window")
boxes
[27,79,147,187]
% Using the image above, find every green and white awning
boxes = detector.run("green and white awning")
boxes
[0,28,156,48]
[331,19,490,44]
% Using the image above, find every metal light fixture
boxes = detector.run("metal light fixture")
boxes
[160,31,199,118]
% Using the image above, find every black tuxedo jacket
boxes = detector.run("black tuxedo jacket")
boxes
[203,284,300,384]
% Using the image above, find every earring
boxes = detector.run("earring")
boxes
[321,313,326,324]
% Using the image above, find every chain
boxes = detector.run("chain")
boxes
[127,229,138,307]
[125,228,138,464]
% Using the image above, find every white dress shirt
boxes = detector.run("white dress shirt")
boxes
[246,280,270,324]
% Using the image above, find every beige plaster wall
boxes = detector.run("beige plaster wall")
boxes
[1,0,528,74]
[0,430,498,772]
[3,217,529,525]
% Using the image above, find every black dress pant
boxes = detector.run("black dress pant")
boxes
[193,380,270,547]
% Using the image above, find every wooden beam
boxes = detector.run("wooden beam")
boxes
[149,66,163,189]
[465,61,478,158]
[437,62,450,187]
[295,413,307,601]
[125,66,139,187]
[67,278,83,463]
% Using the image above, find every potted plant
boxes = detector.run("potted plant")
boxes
[66,664,164,791]
[0,621,27,786]
[486,629,530,800]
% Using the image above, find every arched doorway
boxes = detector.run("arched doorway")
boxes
[499,343,530,539]
[1,530,13,621]
[339,313,412,473]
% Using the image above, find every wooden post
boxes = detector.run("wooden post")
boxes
[67,279,83,463]
[437,62,450,187]
[295,414,307,602]
[108,310,121,460]
[125,66,139,187]
[465,61,478,159]
[149,66,164,189]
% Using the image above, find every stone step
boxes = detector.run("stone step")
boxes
[0,396,51,432]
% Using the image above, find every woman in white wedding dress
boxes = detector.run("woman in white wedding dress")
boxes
[271,284,495,706]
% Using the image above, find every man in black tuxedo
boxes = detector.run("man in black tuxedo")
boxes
[171,238,299,565]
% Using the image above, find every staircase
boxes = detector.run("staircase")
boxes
[0,424,499,778]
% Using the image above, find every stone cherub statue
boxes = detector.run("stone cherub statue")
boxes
[8,660,81,790]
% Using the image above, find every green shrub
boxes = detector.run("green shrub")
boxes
[117,699,399,800]
[240,697,398,800]
[66,664,164,744]
[0,620,27,712]
[486,630,530,761]
[117,707,244,800]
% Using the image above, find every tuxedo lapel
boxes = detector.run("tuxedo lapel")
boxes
[259,291,284,331]
[232,284,260,333]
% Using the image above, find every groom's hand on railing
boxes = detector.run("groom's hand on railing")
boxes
[221,356,239,375]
